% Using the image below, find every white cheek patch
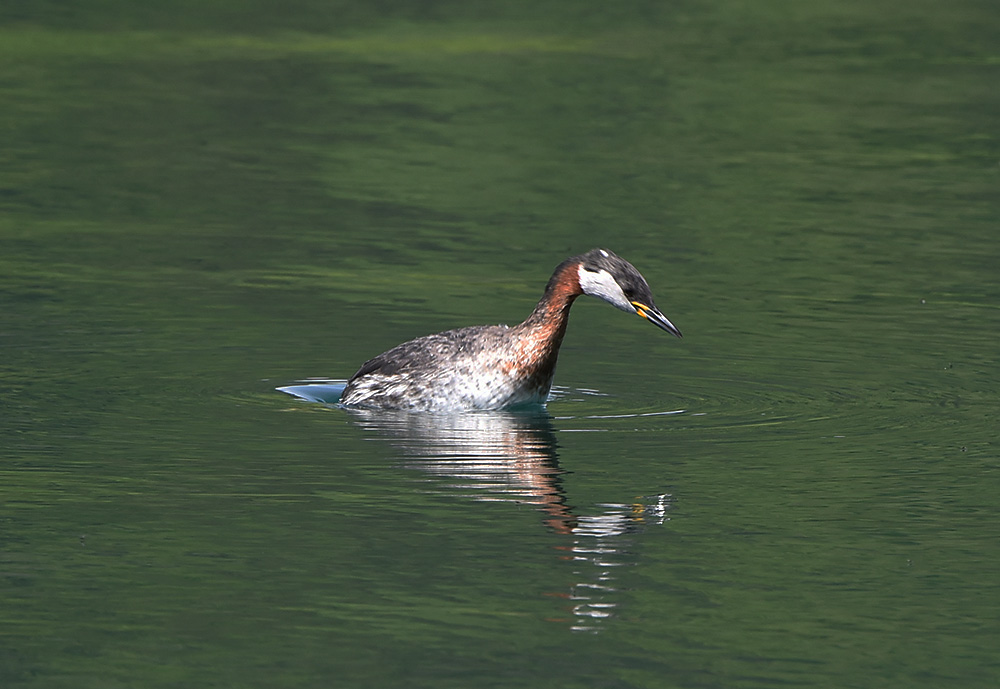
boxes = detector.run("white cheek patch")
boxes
[577,265,634,312]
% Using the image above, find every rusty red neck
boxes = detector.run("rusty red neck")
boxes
[520,258,582,332]
[505,259,584,395]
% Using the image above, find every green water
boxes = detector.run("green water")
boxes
[2,1,998,687]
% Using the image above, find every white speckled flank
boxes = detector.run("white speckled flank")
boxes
[339,249,681,412]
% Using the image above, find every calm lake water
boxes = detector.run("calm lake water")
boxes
[2,1,998,687]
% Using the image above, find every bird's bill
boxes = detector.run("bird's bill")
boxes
[632,302,682,338]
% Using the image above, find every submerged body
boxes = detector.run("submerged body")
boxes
[341,249,681,412]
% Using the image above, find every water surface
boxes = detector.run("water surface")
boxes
[1,1,998,687]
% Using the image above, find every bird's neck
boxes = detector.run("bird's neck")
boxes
[513,260,583,369]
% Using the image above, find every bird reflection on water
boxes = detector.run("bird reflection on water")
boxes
[281,382,672,632]
[344,405,671,632]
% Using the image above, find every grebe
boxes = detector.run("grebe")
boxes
[340,248,681,412]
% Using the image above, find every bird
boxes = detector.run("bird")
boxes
[340,248,681,412]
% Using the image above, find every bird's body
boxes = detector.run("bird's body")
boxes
[340,249,681,412]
